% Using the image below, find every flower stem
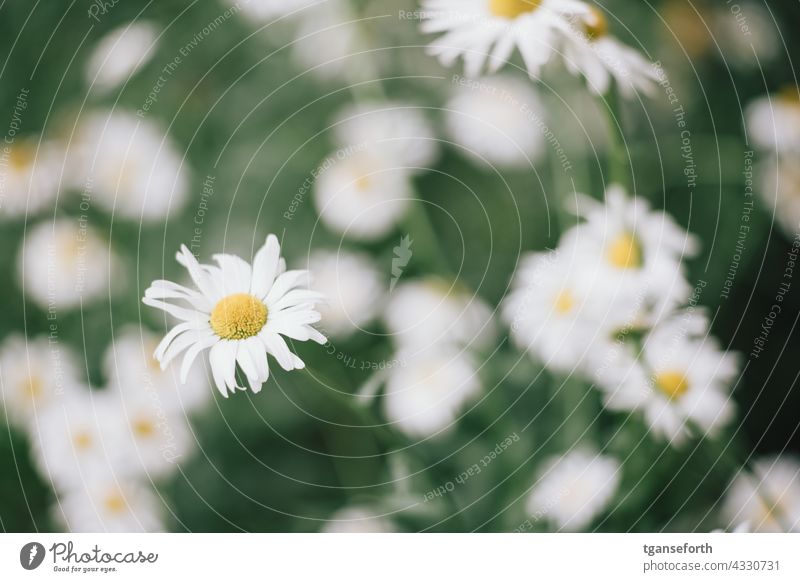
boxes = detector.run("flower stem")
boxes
[604,81,631,191]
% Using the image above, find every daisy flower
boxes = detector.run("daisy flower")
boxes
[85,22,158,93]
[307,250,383,339]
[421,0,589,78]
[322,505,397,533]
[561,6,659,97]
[0,137,63,219]
[0,335,81,428]
[445,73,546,168]
[526,448,621,531]
[745,88,800,154]
[757,155,800,238]
[722,456,800,533]
[54,478,165,533]
[142,235,326,398]
[229,0,316,23]
[383,347,481,438]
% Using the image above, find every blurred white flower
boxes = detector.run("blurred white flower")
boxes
[560,184,699,314]
[321,505,396,533]
[70,110,189,221]
[711,1,780,71]
[722,456,800,533]
[0,335,81,428]
[85,22,158,93]
[385,277,496,353]
[758,155,800,237]
[445,73,545,168]
[421,0,589,78]
[230,0,316,22]
[18,218,117,310]
[308,250,383,339]
[595,312,739,445]
[383,347,481,438]
[104,326,210,414]
[30,390,126,492]
[143,235,326,397]
[526,448,621,531]
[562,7,658,97]
[54,478,165,532]
[0,137,63,219]
[313,150,413,240]
[333,101,439,169]
[745,89,800,154]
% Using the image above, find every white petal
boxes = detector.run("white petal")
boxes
[251,234,281,298]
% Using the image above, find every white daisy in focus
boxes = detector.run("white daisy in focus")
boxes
[383,347,481,438]
[385,277,496,353]
[30,390,126,492]
[0,137,63,219]
[104,326,210,414]
[561,7,659,97]
[526,448,621,531]
[722,456,800,533]
[560,184,699,314]
[313,150,413,240]
[421,0,589,78]
[758,155,800,237]
[445,73,545,168]
[85,22,158,93]
[745,88,800,154]
[18,218,117,311]
[142,234,326,397]
[307,250,383,339]
[333,101,439,169]
[321,505,396,533]
[595,312,739,445]
[70,110,189,221]
[54,479,165,532]
[0,335,81,428]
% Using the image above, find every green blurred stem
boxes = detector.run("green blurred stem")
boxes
[604,81,631,191]
[556,372,596,450]
[403,199,453,276]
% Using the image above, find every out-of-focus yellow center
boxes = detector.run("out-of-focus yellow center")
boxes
[23,376,43,400]
[553,289,576,315]
[133,418,156,438]
[210,293,268,340]
[779,86,800,105]
[489,0,542,19]
[103,492,128,515]
[655,371,689,400]
[607,232,643,269]
[582,6,608,40]
[73,431,92,450]
[9,142,35,171]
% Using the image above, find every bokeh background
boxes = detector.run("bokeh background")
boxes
[1,0,799,532]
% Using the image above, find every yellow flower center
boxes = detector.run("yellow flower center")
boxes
[355,174,371,192]
[210,293,268,340]
[9,142,35,171]
[779,86,800,106]
[133,418,156,438]
[582,6,608,40]
[73,431,93,451]
[655,371,689,400]
[553,289,576,315]
[103,492,128,515]
[607,232,643,269]
[489,0,542,19]
[23,376,43,400]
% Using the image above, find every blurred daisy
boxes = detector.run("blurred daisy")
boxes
[230,0,316,22]
[445,73,545,168]
[758,156,800,237]
[307,250,383,339]
[595,312,739,444]
[562,7,658,97]
[0,137,63,219]
[333,101,439,169]
[55,478,165,533]
[322,505,396,533]
[30,390,125,492]
[0,335,81,428]
[70,110,189,221]
[85,22,158,93]
[421,0,589,78]
[745,88,800,154]
[711,1,780,71]
[722,456,800,533]
[18,218,117,311]
[385,277,496,353]
[104,326,210,414]
[526,448,621,531]
[383,347,481,438]
[142,235,326,397]
[313,150,413,240]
